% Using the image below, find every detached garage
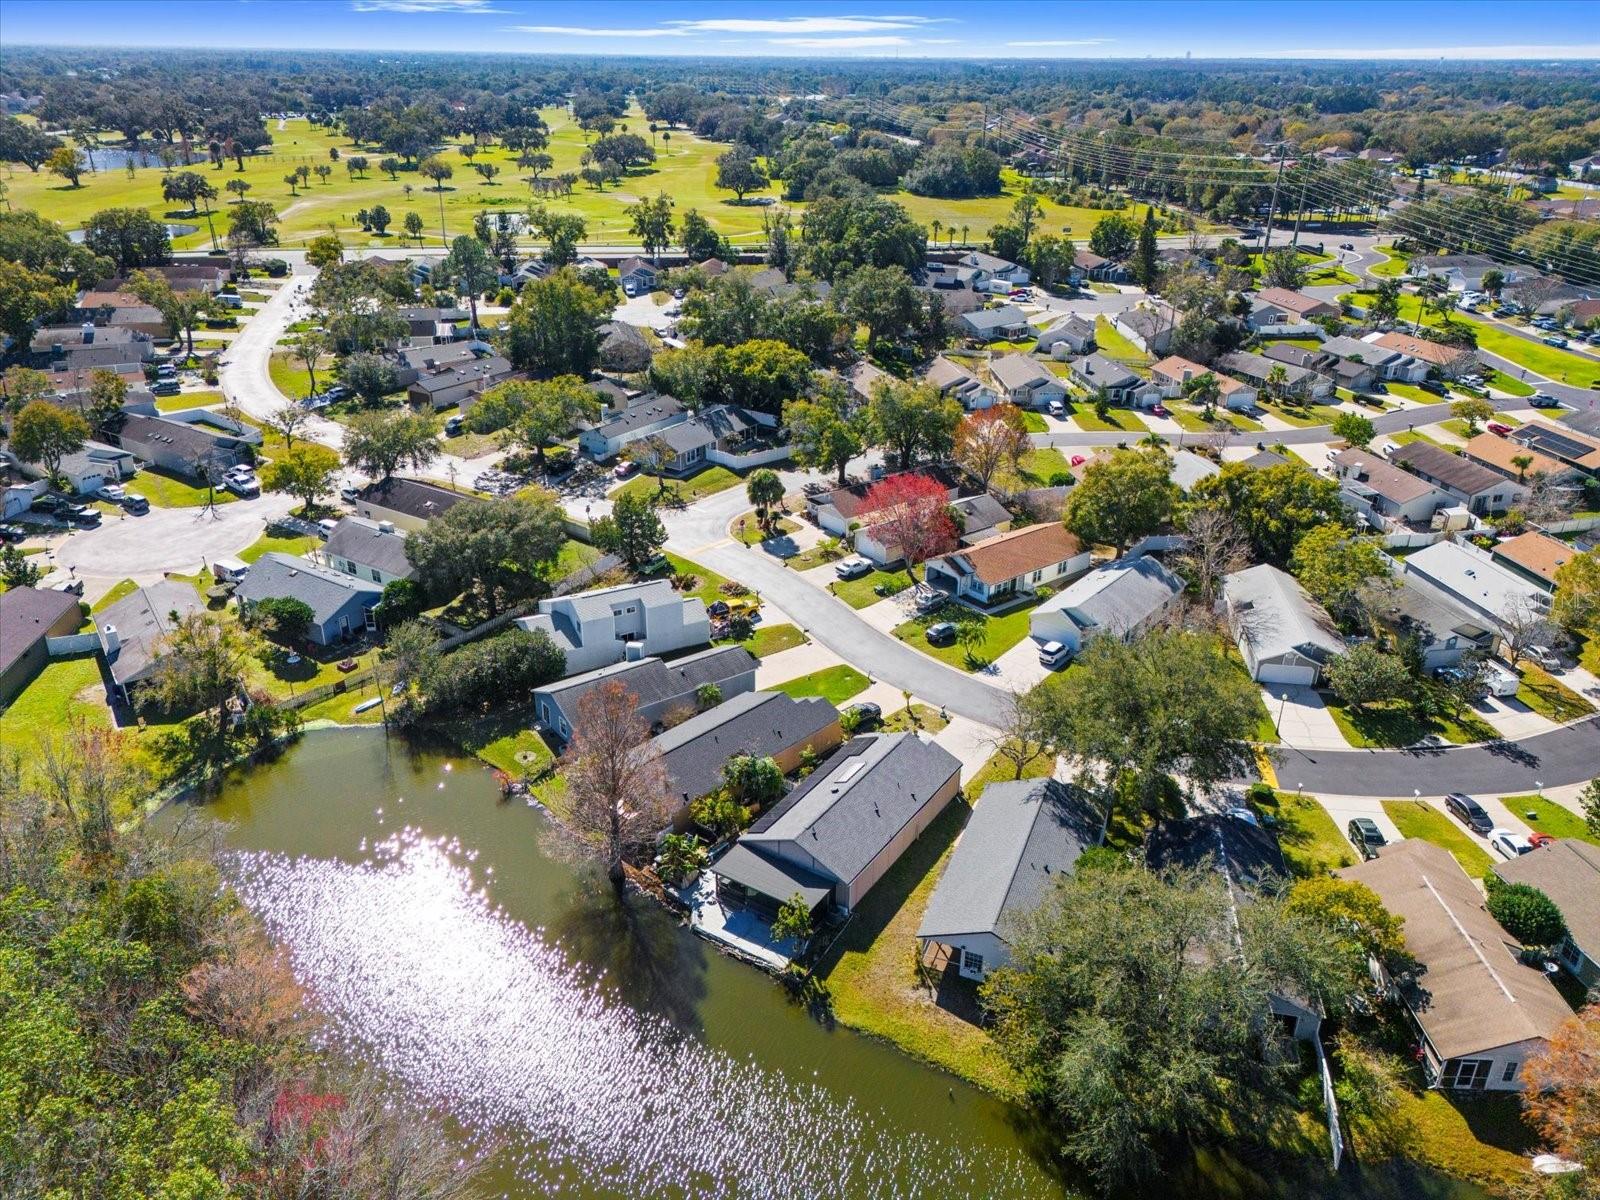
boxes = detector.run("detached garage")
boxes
[1222,564,1346,686]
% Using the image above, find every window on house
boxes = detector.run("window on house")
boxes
[1031,570,1043,583]
[1560,937,1582,968]
[1502,1061,1519,1084]
[370,569,381,582]
[961,950,984,975]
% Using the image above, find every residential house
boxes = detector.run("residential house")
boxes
[597,320,653,373]
[578,393,687,461]
[10,439,136,496]
[1509,421,1600,478]
[1064,353,1160,407]
[806,467,961,542]
[1240,448,1293,470]
[533,645,758,745]
[632,404,779,476]
[353,477,469,533]
[1222,564,1347,686]
[95,580,204,706]
[1029,557,1186,653]
[1168,448,1221,493]
[1340,839,1571,1090]
[1329,447,1454,526]
[618,257,658,293]
[1262,342,1331,373]
[1391,442,1525,515]
[847,360,890,405]
[925,355,997,410]
[109,262,228,295]
[1112,303,1177,355]
[917,779,1103,980]
[75,290,168,338]
[1248,287,1340,330]
[1216,350,1333,400]
[1489,530,1576,593]
[959,250,1030,285]
[389,340,487,389]
[1150,813,1324,1041]
[950,492,1012,543]
[1494,840,1600,988]
[1035,315,1095,359]
[235,553,383,645]
[1368,579,1500,672]
[1370,332,1477,379]
[923,523,1089,608]
[1407,253,1525,294]
[751,267,834,303]
[1072,248,1129,284]
[1402,539,1551,628]
[516,579,711,678]
[1320,335,1429,384]
[956,304,1031,342]
[408,354,515,412]
[711,733,962,920]
[1463,432,1581,489]
[0,587,81,704]
[396,306,469,341]
[30,323,154,360]
[988,353,1067,410]
[319,516,415,586]
[1149,356,1258,410]
[1561,409,1600,440]
[655,690,843,819]
[696,257,729,278]
[112,411,257,478]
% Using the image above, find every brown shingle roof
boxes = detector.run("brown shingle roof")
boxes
[1372,332,1475,367]
[1463,433,1568,481]
[1494,840,1600,961]
[0,586,81,679]
[1256,287,1336,316]
[931,522,1082,586]
[1490,531,1576,584]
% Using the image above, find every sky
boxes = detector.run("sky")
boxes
[2,0,1598,59]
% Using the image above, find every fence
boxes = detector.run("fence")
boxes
[1537,514,1600,535]
[46,632,100,656]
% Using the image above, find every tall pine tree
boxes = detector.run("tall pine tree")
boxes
[1134,205,1159,290]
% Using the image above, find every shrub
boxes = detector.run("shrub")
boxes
[421,628,565,714]
[655,833,707,885]
[689,790,750,841]
[1485,878,1567,947]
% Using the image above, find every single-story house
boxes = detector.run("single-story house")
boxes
[235,553,383,645]
[410,354,515,412]
[1262,342,1332,373]
[1329,447,1454,526]
[696,257,729,278]
[988,353,1067,410]
[108,262,228,295]
[633,405,775,476]
[1215,350,1333,400]
[578,392,687,461]
[917,778,1103,980]
[1509,421,1600,477]
[0,586,82,704]
[111,412,258,478]
[1565,409,1600,440]
[597,320,653,373]
[1112,303,1177,355]
[396,305,470,340]
[1241,448,1293,470]
[1029,556,1186,654]
[10,439,136,496]
[959,250,1030,285]
[1072,249,1128,284]
[95,579,204,705]
[925,355,996,410]
[1320,335,1429,383]
[806,467,961,541]
[1035,315,1095,359]
[1247,287,1339,330]
[956,304,1031,342]
[533,644,757,745]
[1367,579,1500,672]
[924,523,1089,608]
[353,477,469,533]
[29,323,153,358]
[76,291,168,338]
[1149,356,1258,410]
[1222,563,1346,686]
[1340,839,1571,1090]
[1168,448,1221,493]
[1406,253,1525,294]
[950,492,1012,542]
[1490,530,1575,592]
[1150,812,1324,1041]
[1064,353,1159,407]
[388,340,486,388]
[618,257,658,293]
[1463,432,1580,489]
[1493,840,1600,988]
[1370,332,1477,379]
[847,360,890,405]
[656,690,843,818]
[1391,442,1525,516]
[712,732,962,919]
[319,515,415,586]
[1401,539,1551,629]
[516,579,710,678]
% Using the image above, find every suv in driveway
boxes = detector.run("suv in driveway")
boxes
[1444,792,1494,834]
[1347,817,1387,860]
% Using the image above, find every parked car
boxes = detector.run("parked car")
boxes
[1039,640,1070,670]
[1489,828,1533,859]
[913,589,945,615]
[444,415,464,436]
[613,460,639,479]
[1149,403,1169,417]
[317,518,339,539]
[340,484,361,503]
[1444,792,1494,835]
[834,558,871,580]
[68,503,100,526]
[224,475,260,497]
[924,621,958,646]
[1486,422,1512,436]
[845,702,882,727]
[1047,399,1065,417]
[1347,817,1387,860]
[1418,379,1447,395]
[122,493,149,515]
[151,380,181,396]
[1529,393,1561,408]
[1542,336,1568,348]
[1339,242,1354,251]
[1525,646,1563,671]
[0,524,25,542]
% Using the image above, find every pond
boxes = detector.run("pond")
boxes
[160,730,1494,1200]
[68,221,200,243]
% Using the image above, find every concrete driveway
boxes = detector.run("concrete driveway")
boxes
[1264,685,1349,751]
[53,491,297,583]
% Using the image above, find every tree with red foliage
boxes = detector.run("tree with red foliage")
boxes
[1522,1004,1600,1184]
[860,473,958,582]
[954,404,1030,491]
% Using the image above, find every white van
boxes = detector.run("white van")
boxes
[212,558,249,585]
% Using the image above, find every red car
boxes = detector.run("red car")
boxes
[1149,404,1169,417]
[1487,422,1512,436]
[1528,832,1556,848]
[1070,454,1087,467]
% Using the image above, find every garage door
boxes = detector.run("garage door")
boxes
[1256,662,1318,686]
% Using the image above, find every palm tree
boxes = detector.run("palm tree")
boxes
[1511,454,1534,483]
[1265,364,1290,404]
[959,223,969,247]
[931,218,943,247]
[745,468,785,532]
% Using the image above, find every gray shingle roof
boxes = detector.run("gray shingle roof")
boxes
[539,643,756,725]
[356,477,468,522]
[322,516,413,579]
[917,779,1101,942]
[1070,353,1140,390]
[596,393,684,438]
[654,691,839,805]
[1034,557,1184,637]
[234,553,382,626]
[1223,563,1346,667]
[1392,442,1508,498]
[0,586,80,679]
[98,579,204,687]
[711,843,833,908]
[960,304,1028,333]
[1494,840,1600,959]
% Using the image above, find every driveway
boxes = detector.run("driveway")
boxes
[1263,685,1348,751]
[52,491,297,582]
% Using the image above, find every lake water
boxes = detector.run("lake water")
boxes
[161,730,1491,1200]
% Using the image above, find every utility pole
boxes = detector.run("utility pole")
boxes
[1289,169,1311,248]
[1260,142,1290,255]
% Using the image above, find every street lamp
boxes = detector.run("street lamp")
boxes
[1275,690,1290,733]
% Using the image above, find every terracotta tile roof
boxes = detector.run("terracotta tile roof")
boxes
[1463,432,1567,480]
[1490,531,1576,584]
[931,522,1082,586]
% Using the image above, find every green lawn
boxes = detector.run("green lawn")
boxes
[611,465,744,505]
[1253,790,1354,877]
[1072,403,1148,433]
[659,552,731,608]
[297,685,387,726]
[893,598,1041,672]
[268,352,315,400]
[1003,446,1073,487]
[828,566,912,610]
[1018,410,1048,433]
[719,622,807,658]
[965,744,1055,799]
[90,579,139,613]
[1365,249,1409,278]
[1322,695,1496,748]
[772,665,871,706]
[1499,794,1599,845]
[548,537,603,583]
[238,531,319,564]
[0,654,108,745]
[1385,429,1450,451]
[1093,316,1151,366]
[1483,368,1536,397]
[1472,322,1600,389]
[878,702,949,735]
[1259,400,1349,429]
[133,467,238,508]
[732,513,799,546]
[1516,664,1595,723]
[1382,381,1443,406]
[1383,800,1495,878]
[474,726,555,778]
[154,390,225,413]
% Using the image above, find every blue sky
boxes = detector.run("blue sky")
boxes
[3,0,1598,59]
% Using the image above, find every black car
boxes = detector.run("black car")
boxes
[1444,792,1493,835]
[925,621,958,646]
[1347,817,1387,860]
[845,702,882,727]
[1419,379,1447,396]
[0,523,25,542]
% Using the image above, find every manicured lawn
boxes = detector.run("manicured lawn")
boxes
[134,467,238,508]
[1472,322,1600,389]
[1072,403,1148,433]
[611,465,744,505]
[1304,263,1359,286]
[878,702,949,735]
[1385,428,1449,451]
[719,622,807,658]
[1259,400,1348,429]
[965,745,1055,799]
[238,531,318,563]
[1018,410,1048,433]
[90,578,140,613]
[1516,664,1595,723]
[828,566,912,609]
[297,686,387,726]
[1093,316,1151,366]
[1500,794,1599,845]
[268,352,315,400]
[1382,381,1444,405]
[893,598,1041,672]
[731,513,799,546]
[1004,446,1073,487]
[1365,250,1409,278]
[1382,799,1495,878]
[771,665,871,706]
[247,645,381,703]
[659,552,731,608]
[154,390,224,413]
[1322,695,1496,748]
[1253,790,1354,877]
[0,654,109,744]
[816,796,1022,1099]
[548,537,603,583]
[1212,408,1267,432]
[1483,368,1535,397]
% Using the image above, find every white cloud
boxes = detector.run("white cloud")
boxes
[673,16,951,33]
[1008,38,1115,47]
[506,25,688,37]
[1240,43,1600,60]
[353,0,505,12]
[766,35,931,49]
